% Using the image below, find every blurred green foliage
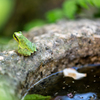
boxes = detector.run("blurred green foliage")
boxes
[0,0,15,44]
[45,8,64,23]
[0,0,100,32]
[0,0,15,30]
[46,0,100,21]
[62,0,78,19]
[24,0,100,31]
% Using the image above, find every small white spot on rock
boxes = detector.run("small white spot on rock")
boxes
[0,56,4,61]
[93,35,100,39]
[0,67,2,71]
[8,50,15,54]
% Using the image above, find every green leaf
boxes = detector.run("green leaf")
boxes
[86,0,94,5]
[45,8,63,23]
[77,0,88,9]
[24,94,51,100]
[62,0,78,19]
[92,0,100,7]
[0,0,15,30]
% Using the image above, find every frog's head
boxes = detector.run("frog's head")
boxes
[13,31,23,42]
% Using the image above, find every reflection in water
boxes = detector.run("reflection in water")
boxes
[54,92,97,100]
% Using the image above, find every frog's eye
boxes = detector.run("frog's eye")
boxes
[19,31,22,34]
[13,34,19,42]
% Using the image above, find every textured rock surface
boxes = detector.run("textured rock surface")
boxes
[0,19,100,98]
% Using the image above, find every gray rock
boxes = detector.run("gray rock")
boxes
[0,19,100,99]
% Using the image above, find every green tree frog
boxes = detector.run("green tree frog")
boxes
[13,31,36,56]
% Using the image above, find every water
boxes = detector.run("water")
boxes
[22,64,100,100]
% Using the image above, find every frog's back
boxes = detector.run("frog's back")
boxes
[19,37,34,52]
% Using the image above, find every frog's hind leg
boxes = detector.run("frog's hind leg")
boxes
[18,47,31,56]
[32,43,37,51]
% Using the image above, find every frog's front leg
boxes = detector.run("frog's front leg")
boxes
[18,46,31,56]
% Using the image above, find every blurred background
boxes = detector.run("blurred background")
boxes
[0,0,100,44]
